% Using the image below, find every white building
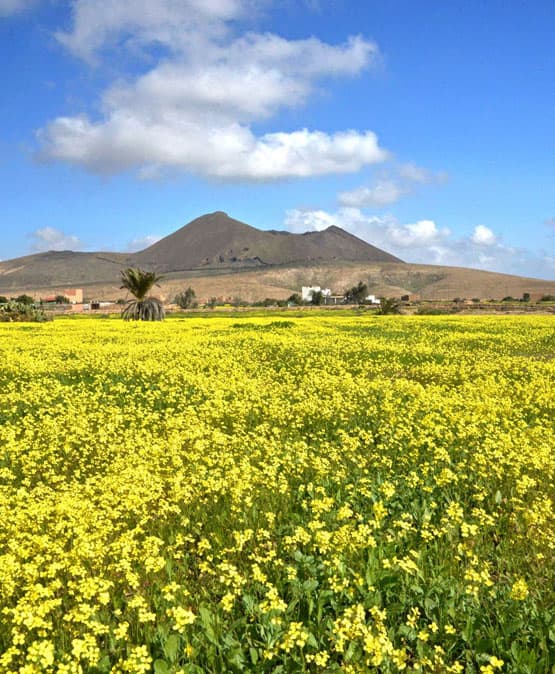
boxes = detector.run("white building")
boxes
[365,295,381,304]
[301,286,332,302]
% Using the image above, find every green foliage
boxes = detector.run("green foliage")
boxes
[310,289,324,305]
[0,301,50,322]
[540,295,555,302]
[0,296,8,304]
[121,297,165,321]
[287,293,302,305]
[15,294,34,305]
[120,267,163,301]
[120,267,165,321]
[375,296,402,314]
[55,294,70,304]
[522,292,531,302]
[175,287,197,309]
[344,281,368,304]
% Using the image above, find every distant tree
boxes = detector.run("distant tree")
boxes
[521,292,531,302]
[345,281,368,304]
[120,267,165,321]
[0,296,8,304]
[311,289,325,305]
[471,298,480,303]
[502,296,516,302]
[287,293,302,305]
[540,295,555,302]
[401,295,410,302]
[207,297,218,309]
[375,297,402,315]
[55,295,69,304]
[175,287,197,309]
[15,294,34,305]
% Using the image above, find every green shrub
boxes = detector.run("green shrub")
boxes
[0,301,51,323]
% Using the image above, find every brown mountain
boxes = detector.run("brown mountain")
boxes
[131,211,403,271]
[1,212,554,302]
[0,211,401,291]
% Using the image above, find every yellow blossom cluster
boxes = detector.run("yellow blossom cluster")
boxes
[0,314,553,672]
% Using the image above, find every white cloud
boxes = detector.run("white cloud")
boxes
[29,227,82,252]
[283,207,555,278]
[545,217,555,227]
[285,207,449,253]
[339,180,406,207]
[283,208,341,233]
[0,0,37,16]
[398,162,447,184]
[56,0,250,61]
[338,163,447,208]
[39,4,386,180]
[127,234,161,251]
[471,224,497,246]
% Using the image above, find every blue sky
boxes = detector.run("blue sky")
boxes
[1,0,554,278]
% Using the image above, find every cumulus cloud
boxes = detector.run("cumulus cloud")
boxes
[397,162,448,185]
[338,162,447,208]
[29,227,82,252]
[339,180,407,207]
[126,234,161,251]
[56,0,249,61]
[0,0,37,16]
[471,225,497,246]
[38,2,386,180]
[283,207,554,278]
[285,207,450,253]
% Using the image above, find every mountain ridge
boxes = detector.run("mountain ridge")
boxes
[1,212,554,300]
[0,211,402,289]
[131,211,403,271]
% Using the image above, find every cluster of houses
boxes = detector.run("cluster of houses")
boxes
[301,286,381,305]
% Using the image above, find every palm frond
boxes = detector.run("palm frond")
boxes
[122,297,165,321]
[120,268,163,301]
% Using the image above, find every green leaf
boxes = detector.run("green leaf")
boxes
[164,634,181,663]
[249,647,259,664]
[154,659,171,674]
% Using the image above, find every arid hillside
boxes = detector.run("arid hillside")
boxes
[1,212,553,302]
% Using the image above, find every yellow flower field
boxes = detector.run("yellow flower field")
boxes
[0,314,553,673]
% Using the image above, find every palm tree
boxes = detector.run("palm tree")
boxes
[120,267,165,321]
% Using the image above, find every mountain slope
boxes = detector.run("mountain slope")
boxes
[0,250,131,292]
[1,212,553,302]
[130,211,403,270]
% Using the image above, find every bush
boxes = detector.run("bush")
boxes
[287,293,302,306]
[15,294,35,305]
[375,297,402,315]
[416,305,461,315]
[311,290,324,306]
[0,301,50,323]
[540,295,555,302]
[345,281,368,304]
[175,287,197,309]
